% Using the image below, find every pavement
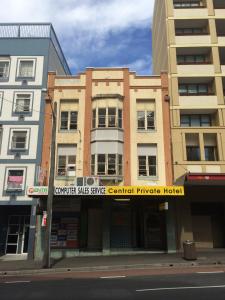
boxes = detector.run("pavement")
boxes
[0,249,225,275]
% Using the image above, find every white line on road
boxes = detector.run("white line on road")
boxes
[100,276,126,279]
[197,271,225,274]
[5,281,31,284]
[136,285,225,292]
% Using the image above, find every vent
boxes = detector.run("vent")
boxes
[18,115,25,121]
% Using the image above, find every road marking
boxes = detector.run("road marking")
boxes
[136,285,225,292]
[100,276,126,279]
[197,271,224,274]
[5,281,31,284]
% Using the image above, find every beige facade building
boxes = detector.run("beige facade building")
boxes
[153,0,225,249]
[38,68,177,256]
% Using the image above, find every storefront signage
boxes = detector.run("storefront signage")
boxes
[28,186,184,196]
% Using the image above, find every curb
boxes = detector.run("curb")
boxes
[1,261,225,277]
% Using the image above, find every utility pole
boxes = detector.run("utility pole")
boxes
[43,101,57,268]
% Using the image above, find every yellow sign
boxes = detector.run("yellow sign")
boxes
[106,186,184,196]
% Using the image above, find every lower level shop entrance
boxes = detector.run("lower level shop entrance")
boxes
[5,215,30,254]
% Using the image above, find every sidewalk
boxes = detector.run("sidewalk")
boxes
[1,250,225,275]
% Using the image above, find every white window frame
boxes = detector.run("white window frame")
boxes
[5,168,26,191]
[56,144,77,177]
[91,154,123,176]
[60,111,78,131]
[10,129,29,151]
[14,92,32,113]
[137,110,155,131]
[0,59,10,79]
[17,58,36,78]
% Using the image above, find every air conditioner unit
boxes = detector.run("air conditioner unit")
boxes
[67,164,76,177]
[75,176,100,186]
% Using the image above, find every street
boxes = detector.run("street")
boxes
[1,269,225,299]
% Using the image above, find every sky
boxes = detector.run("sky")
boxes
[0,0,155,75]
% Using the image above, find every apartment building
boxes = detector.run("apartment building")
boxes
[153,0,225,249]
[0,24,70,258]
[35,68,177,258]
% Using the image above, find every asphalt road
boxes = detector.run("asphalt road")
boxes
[1,271,225,299]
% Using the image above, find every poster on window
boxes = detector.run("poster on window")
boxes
[51,215,79,249]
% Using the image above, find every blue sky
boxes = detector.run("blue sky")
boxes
[0,0,155,75]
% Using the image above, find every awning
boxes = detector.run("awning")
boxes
[185,173,225,186]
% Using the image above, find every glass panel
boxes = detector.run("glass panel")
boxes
[92,109,96,129]
[180,115,190,127]
[137,111,145,129]
[118,109,122,128]
[177,55,185,64]
[179,85,187,94]
[70,111,77,130]
[188,84,197,94]
[0,61,9,78]
[15,95,31,112]
[138,156,147,176]
[57,155,66,176]
[97,154,106,175]
[108,108,116,127]
[7,170,24,189]
[7,235,18,243]
[108,154,116,175]
[6,244,17,254]
[91,155,95,175]
[196,55,205,63]
[190,115,200,126]
[201,115,211,126]
[186,55,195,63]
[18,61,33,77]
[148,156,157,176]
[11,131,27,149]
[68,156,76,165]
[60,111,68,130]
[98,108,106,128]
[198,84,208,94]
[205,146,218,161]
[186,146,200,161]
[147,111,155,130]
[118,155,123,175]
[8,225,19,233]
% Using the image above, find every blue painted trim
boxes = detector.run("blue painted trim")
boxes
[0,121,39,125]
[0,200,34,205]
[15,57,37,81]
[0,159,38,163]
[7,127,31,156]
[2,166,28,196]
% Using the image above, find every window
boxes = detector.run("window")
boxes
[179,84,210,95]
[57,144,76,176]
[0,60,10,79]
[186,133,200,161]
[18,60,34,78]
[7,170,24,190]
[60,111,78,130]
[175,27,207,35]
[15,94,31,113]
[137,111,155,130]
[11,131,27,150]
[174,1,203,8]
[177,55,209,64]
[181,114,212,127]
[204,133,218,161]
[137,144,157,177]
[93,108,123,129]
[91,154,123,176]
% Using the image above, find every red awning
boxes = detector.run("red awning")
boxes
[185,173,225,185]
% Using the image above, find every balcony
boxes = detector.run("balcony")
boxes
[175,19,210,45]
[213,0,225,9]
[216,20,225,45]
[173,1,208,18]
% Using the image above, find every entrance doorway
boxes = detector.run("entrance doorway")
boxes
[5,215,30,254]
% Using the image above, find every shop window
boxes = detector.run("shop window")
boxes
[60,111,78,130]
[6,169,24,190]
[137,144,157,177]
[57,144,76,176]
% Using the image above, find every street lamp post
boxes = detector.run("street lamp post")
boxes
[42,94,57,268]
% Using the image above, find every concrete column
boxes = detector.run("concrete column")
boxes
[199,133,205,161]
[169,47,178,74]
[167,20,175,45]
[209,19,218,44]
[102,200,111,255]
[166,201,177,253]
[34,215,45,261]
[217,133,223,161]
[28,201,37,260]
[212,47,221,74]
[207,0,215,16]
[167,0,174,17]
[215,76,224,105]
[171,77,179,106]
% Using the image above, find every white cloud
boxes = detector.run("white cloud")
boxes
[0,0,155,73]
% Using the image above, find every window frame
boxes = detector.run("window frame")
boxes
[0,59,10,80]
[13,92,33,114]
[137,110,155,131]
[91,154,123,176]
[92,107,123,129]
[56,145,76,177]
[138,154,157,177]
[60,110,78,131]
[5,168,26,191]
[16,58,36,79]
[180,114,212,127]
[186,146,201,161]
[10,129,29,151]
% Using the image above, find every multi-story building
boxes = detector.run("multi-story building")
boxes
[0,23,70,258]
[36,68,176,258]
[153,0,225,249]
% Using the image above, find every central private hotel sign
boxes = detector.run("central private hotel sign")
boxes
[27,186,185,196]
